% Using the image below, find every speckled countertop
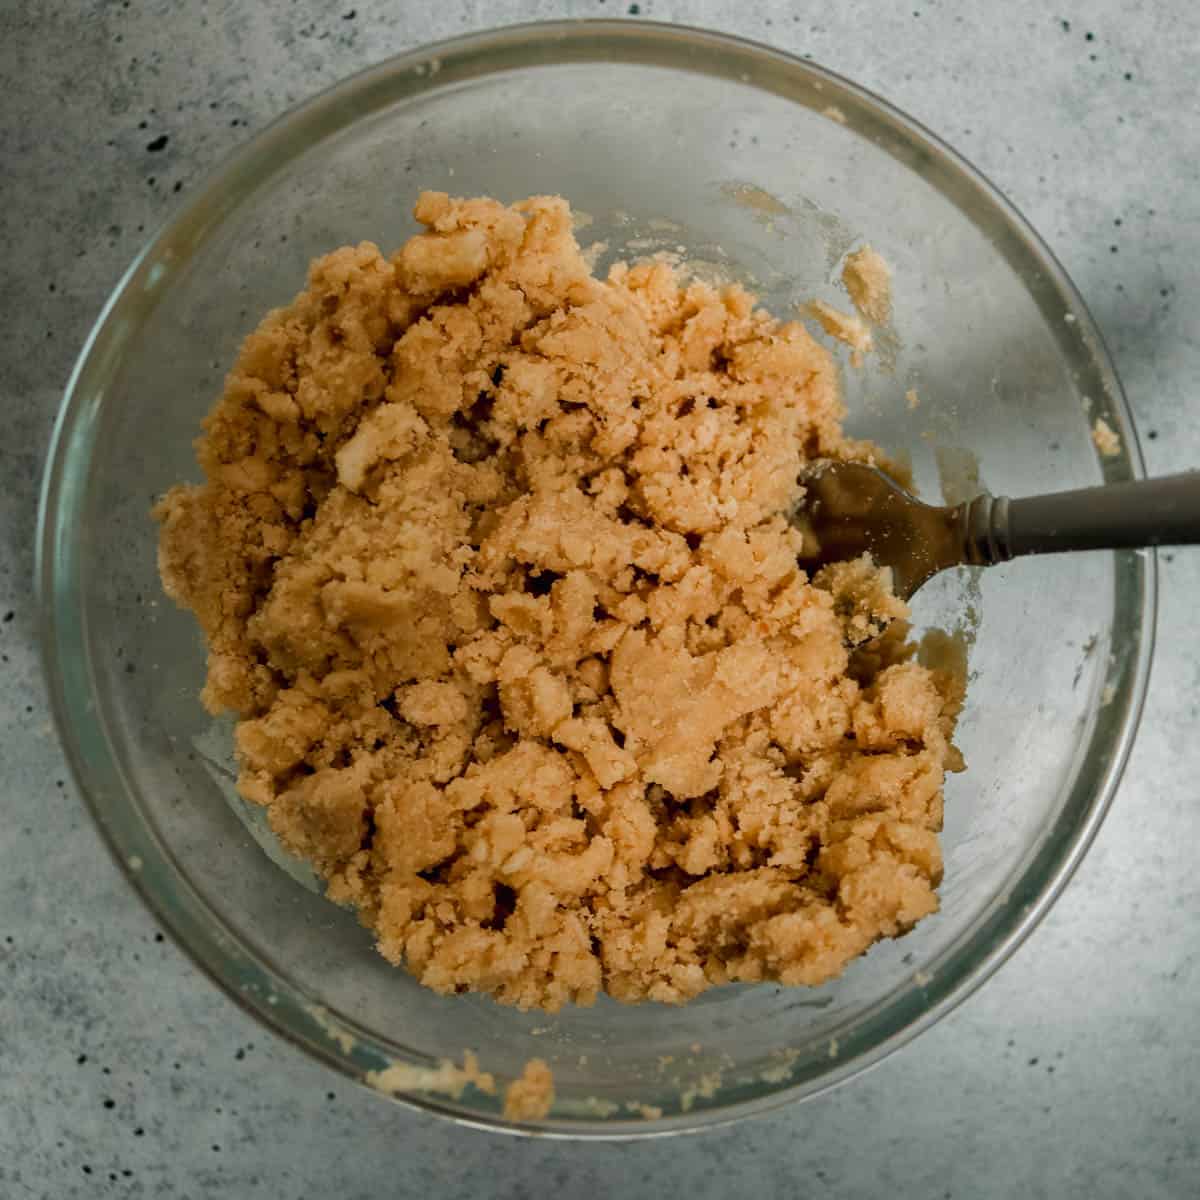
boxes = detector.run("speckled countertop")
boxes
[3,1,1198,1196]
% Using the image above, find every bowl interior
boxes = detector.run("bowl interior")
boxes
[41,23,1150,1134]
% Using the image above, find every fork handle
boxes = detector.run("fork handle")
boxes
[962,471,1200,564]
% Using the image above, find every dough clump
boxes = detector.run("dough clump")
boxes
[842,245,892,325]
[157,192,963,1012]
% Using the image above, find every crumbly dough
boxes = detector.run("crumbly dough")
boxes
[842,246,892,325]
[1092,416,1120,458]
[502,1057,555,1121]
[807,299,873,365]
[157,191,963,1014]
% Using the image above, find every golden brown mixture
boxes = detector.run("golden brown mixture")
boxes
[502,1058,555,1121]
[841,245,892,326]
[157,192,963,1013]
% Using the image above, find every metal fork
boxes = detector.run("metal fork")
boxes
[797,461,1200,600]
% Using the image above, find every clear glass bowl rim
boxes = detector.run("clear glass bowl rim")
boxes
[36,18,1155,1139]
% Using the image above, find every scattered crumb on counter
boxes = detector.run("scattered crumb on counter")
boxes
[821,105,848,124]
[841,246,892,325]
[1092,416,1121,457]
[905,388,920,410]
[503,1057,555,1121]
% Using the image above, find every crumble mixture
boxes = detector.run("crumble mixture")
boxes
[157,191,964,1017]
[807,299,873,363]
[1091,416,1120,458]
[502,1057,555,1122]
[841,245,892,326]
[366,1050,553,1122]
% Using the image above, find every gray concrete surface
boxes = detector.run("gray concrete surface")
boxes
[2,1,1198,1196]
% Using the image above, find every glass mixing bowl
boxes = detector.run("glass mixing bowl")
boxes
[38,21,1153,1136]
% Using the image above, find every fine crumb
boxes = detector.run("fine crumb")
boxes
[303,1003,356,1053]
[367,1050,496,1100]
[626,1101,664,1120]
[759,1048,802,1084]
[828,1037,839,1059]
[578,1096,620,1117]
[808,298,873,363]
[157,191,963,1014]
[821,105,848,125]
[679,1070,723,1112]
[841,246,892,325]
[905,388,920,410]
[503,1057,555,1121]
[1092,416,1121,458]
[721,181,791,216]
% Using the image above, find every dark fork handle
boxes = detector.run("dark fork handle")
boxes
[962,471,1200,565]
